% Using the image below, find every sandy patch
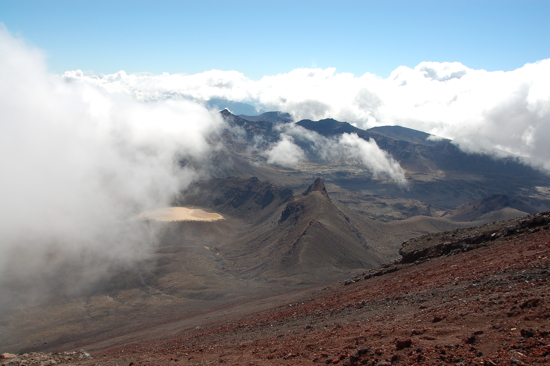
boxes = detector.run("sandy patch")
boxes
[133,207,224,222]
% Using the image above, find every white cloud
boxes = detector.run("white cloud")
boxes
[265,134,305,167]
[70,59,550,170]
[64,68,257,104]
[338,133,407,186]
[0,27,224,309]
[416,61,469,81]
[263,124,408,186]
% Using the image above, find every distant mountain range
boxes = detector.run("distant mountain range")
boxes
[219,109,549,209]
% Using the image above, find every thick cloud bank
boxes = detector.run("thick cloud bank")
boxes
[67,59,550,171]
[0,28,224,309]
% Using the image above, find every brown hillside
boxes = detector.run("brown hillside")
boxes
[220,178,383,284]
[7,212,549,365]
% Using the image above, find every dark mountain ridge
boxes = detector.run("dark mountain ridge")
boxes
[296,118,364,136]
[296,116,545,179]
[220,109,279,149]
[228,110,547,181]
[221,110,550,210]
[238,111,293,124]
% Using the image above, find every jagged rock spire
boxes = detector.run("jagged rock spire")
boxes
[302,177,330,200]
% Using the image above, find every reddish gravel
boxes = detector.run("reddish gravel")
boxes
[77,226,550,365]
[4,224,550,366]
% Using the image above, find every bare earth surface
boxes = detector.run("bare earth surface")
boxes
[133,207,224,222]
[4,216,549,365]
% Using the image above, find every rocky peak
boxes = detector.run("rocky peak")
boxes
[302,177,330,200]
[220,108,232,117]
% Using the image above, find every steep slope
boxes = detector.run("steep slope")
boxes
[220,178,383,284]
[220,109,279,151]
[177,176,293,223]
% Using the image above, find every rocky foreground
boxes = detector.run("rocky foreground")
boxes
[0,350,92,365]
[3,212,550,365]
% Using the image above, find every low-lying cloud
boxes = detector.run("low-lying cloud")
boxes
[0,27,224,311]
[338,133,407,186]
[265,134,305,166]
[262,124,407,186]
[67,57,550,171]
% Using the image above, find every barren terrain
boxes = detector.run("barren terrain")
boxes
[133,207,224,222]
[2,114,550,364]
[3,213,549,365]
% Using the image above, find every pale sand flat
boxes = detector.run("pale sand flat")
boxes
[133,207,224,222]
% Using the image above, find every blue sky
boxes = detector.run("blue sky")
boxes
[2,0,549,79]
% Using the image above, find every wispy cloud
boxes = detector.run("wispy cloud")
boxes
[262,124,407,186]
[264,134,305,166]
[338,133,407,186]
